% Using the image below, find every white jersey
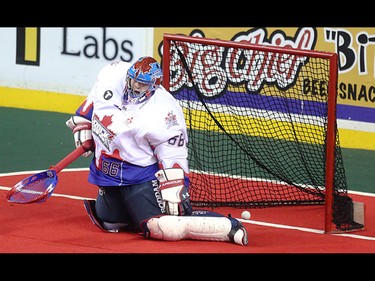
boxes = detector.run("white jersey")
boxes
[75,61,189,186]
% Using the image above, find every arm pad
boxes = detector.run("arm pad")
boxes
[66,116,94,157]
[66,116,90,130]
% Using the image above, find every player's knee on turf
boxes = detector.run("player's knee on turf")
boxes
[83,199,133,233]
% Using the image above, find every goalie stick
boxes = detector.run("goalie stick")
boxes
[6,142,91,204]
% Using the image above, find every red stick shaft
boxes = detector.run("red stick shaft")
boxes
[50,145,86,173]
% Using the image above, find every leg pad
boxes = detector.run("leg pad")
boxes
[83,199,109,232]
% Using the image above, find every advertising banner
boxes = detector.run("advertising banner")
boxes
[0,27,374,150]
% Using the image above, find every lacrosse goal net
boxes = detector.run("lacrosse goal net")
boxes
[161,33,364,233]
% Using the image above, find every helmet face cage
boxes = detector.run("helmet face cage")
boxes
[123,56,163,105]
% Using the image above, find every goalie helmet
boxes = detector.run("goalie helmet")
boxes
[123,56,163,105]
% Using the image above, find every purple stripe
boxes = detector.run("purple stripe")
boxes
[337,104,375,123]
[173,90,327,117]
[173,89,375,123]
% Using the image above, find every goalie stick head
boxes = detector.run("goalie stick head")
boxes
[123,56,163,105]
[6,170,58,204]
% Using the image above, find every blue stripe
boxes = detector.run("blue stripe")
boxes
[88,158,159,186]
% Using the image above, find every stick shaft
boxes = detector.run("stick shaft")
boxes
[50,145,86,173]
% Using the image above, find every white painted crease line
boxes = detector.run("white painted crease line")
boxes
[330,232,375,241]
[0,185,95,201]
[238,219,375,241]
[51,193,95,200]
[239,218,324,234]
[0,185,12,191]
[0,167,89,177]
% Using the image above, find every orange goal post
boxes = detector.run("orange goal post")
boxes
[161,33,364,233]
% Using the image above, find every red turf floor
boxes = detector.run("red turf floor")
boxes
[1,169,374,254]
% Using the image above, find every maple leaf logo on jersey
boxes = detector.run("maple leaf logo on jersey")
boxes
[165,111,178,129]
[92,114,116,150]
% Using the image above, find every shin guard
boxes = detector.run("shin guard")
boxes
[144,215,248,245]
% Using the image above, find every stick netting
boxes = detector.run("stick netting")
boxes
[163,35,364,232]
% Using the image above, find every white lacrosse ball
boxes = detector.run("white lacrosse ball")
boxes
[241,210,251,220]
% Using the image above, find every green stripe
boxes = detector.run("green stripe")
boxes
[1,87,374,150]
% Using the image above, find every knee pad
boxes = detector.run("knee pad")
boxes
[83,199,132,233]
[84,199,107,232]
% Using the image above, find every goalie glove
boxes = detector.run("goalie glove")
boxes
[155,168,192,216]
[66,116,94,157]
